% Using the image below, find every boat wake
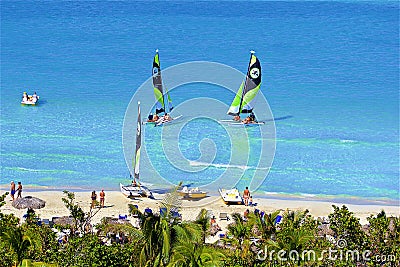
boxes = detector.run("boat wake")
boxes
[189,161,270,170]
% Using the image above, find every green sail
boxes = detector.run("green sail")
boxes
[227,82,244,115]
[152,51,165,114]
[227,53,262,116]
[133,102,141,180]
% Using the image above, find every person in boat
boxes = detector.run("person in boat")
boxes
[153,113,159,122]
[157,113,172,124]
[233,115,241,121]
[147,113,159,122]
[132,179,137,187]
[22,92,28,102]
[242,112,256,124]
[164,113,172,121]
[32,92,38,103]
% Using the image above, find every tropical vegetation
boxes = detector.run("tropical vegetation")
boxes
[0,189,398,267]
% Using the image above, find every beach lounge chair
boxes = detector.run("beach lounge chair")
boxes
[42,218,53,227]
[275,215,282,225]
[160,207,167,216]
[144,208,153,216]
[171,210,181,219]
[219,212,229,220]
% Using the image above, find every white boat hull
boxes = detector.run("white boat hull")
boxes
[21,95,39,105]
[219,188,243,204]
[228,122,265,127]
[155,115,183,126]
[120,183,153,198]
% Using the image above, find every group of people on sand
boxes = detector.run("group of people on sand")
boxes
[233,112,257,124]
[10,181,22,201]
[147,113,172,124]
[91,189,106,208]
[22,92,38,102]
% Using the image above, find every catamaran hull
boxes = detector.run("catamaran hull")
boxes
[219,188,243,205]
[229,122,265,127]
[120,183,153,198]
[155,115,183,126]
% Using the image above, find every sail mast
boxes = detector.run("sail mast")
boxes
[133,101,142,183]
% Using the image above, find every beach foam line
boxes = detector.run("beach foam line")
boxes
[189,161,270,170]
[9,167,79,174]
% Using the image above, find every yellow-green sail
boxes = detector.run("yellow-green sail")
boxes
[227,52,262,116]
[152,51,165,114]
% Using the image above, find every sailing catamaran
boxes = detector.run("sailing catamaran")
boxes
[145,50,182,126]
[222,51,264,126]
[120,101,154,198]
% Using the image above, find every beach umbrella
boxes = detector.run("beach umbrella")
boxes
[12,196,46,210]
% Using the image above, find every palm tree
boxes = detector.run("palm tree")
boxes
[1,227,31,267]
[194,209,210,243]
[169,243,225,267]
[227,213,253,247]
[247,210,281,242]
[128,183,188,266]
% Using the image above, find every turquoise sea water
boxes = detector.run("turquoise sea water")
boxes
[1,1,398,203]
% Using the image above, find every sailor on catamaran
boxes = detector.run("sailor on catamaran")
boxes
[242,112,257,124]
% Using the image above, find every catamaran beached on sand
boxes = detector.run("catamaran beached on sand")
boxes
[219,188,243,205]
[221,51,264,126]
[144,50,182,126]
[120,102,154,199]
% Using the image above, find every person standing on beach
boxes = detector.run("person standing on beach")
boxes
[99,189,105,208]
[243,186,250,206]
[16,182,22,199]
[10,181,16,201]
[91,191,97,208]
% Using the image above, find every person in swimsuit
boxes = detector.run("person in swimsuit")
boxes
[91,191,97,208]
[17,182,22,198]
[243,186,250,206]
[10,181,16,201]
[99,189,105,208]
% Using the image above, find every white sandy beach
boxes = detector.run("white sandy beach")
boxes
[2,190,398,235]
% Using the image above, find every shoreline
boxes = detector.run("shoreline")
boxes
[0,184,398,207]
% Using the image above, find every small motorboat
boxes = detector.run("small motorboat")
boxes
[219,188,243,205]
[179,186,207,199]
[21,92,39,105]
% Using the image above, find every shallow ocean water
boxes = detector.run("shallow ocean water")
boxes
[1,1,398,203]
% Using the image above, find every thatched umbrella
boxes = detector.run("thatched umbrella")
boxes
[12,196,46,210]
[52,216,75,226]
